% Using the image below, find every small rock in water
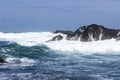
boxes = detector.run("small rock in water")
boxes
[0,57,5,63]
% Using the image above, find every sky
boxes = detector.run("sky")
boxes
[0,0,120,32]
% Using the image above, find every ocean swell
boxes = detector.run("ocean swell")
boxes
[0,32,120,80]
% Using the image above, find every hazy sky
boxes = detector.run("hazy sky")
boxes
[0,0,120,32]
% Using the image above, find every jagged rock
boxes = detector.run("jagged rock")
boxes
[46,35,63,42]
[67,25,88,41]
[48,24,120,42]
[116,32,120,41]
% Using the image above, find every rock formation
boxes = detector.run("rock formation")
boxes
[48,24,120,42]
[0,57,5,63]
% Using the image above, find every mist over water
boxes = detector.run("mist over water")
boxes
[0,32,120,80]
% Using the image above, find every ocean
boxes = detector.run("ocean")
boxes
[0,32,120,80]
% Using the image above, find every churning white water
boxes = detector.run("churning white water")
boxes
[0,32,120,54]
[0,32,120,80]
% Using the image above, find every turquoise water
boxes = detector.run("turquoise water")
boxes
[0,32,120,80]
[0,42,120,80]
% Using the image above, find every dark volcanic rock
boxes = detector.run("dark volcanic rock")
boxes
[0,57,5,63]
[116,32,120,41]
[48,24,120,42]
[66,24,103,41]
[46,35,63,42]
[67,25,89,41]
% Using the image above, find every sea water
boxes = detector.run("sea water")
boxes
[0,32,120,80]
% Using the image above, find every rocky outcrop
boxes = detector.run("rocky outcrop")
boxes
[0,57,5,63]
[48,24,120,42]
[46,35,63,42]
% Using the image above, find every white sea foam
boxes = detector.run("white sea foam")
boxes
[46,39,120,54]
[0,32,120,54]
[6,57,36,63]
[0,32,56,46]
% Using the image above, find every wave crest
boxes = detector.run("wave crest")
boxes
[0,32,120,54]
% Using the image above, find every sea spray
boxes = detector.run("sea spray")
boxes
[0,32,120,54]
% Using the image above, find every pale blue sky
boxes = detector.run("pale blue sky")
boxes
[0,0,120,32]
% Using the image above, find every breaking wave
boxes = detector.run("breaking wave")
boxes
[0,32,120,54]
[0,32,120,80]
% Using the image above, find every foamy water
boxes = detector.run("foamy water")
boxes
[0,32,120,54]
[0,32,120,80]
